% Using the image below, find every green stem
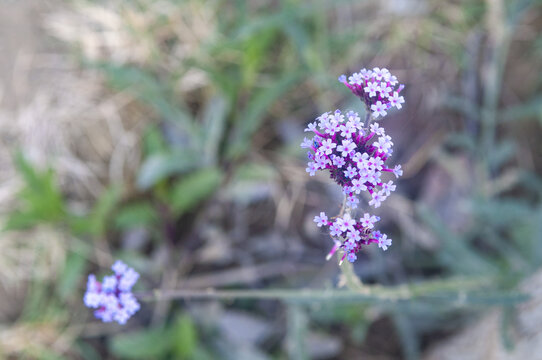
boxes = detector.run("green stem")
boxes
[480,0,513,183]
[339,259,364,290]
[336,193,365,289]
[134,277,527,306]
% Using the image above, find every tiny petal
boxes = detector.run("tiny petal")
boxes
[378,234,392,251]
[112,260,128,275]
[347,252,357,263]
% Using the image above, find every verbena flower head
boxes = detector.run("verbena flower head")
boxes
[338,67,404,119]
[302,110,402,209]
[315,212,392,262]
[84,260,140,325]
[304,68,405,263]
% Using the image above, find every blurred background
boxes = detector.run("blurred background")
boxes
[0,0,541,359]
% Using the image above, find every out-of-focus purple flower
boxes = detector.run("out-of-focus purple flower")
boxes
[83,260,141,325]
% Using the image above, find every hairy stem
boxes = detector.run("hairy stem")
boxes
[134,276,524,306]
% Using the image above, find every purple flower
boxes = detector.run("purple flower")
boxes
[317,212,393,262]
[340,67,405,117]
[369,191,386,208]
[302,109,401,209]
[337,139,356,157]
[306,162,317,176]
[389,92,405,109]
[344,165,358,179]
[112,260,128,275]
[320,138,336,155]
[370,122,385,136]
[347,252,358,263]
[364,81,379,97]
[371,101,387,118]
[393,165,403,178]
[332,155,346,168]
[314,212,329,227]
[381,180,396,196]
[347,195,360,209]
[378,234,392,251]
[360,213,378,229]
[119,268,140,292]
[305,68,405,262]
[329,222,343,237]
[83,260,141,325]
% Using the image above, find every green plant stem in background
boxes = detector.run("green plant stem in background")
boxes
[137,277,527,307]
[480,0,512,182]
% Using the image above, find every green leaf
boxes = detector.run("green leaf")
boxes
[498,95,542,123]
[417,205,497,275]
[137,152,199,189]
[172,314,198,358]
[170,168,222,215]
[286,304,308,360]
[488,140,516,171]
[393,310,420,360]
[223,162,277,203]
[57,252,87,301]
[234,162,277,181]
[5,152,65,230]
[472,198,531,230]
[283,20,324,72]
[500,306,516,351]
[109,327,173,359]
[241,28,278,87]
[70,186,122,236]
[143,125,169,156]
[227,70,305,158]
[95,63,195,135]
[21,278,49,321]
[114,202,158,230]
[91,186,122,234]
[76,340,102,360]
[201,95,229,165]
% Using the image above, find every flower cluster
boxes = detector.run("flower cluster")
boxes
[303,67,404,263]
[315,212,392,263]
[338,67,404,119]
[83,260,141,325]
[301,110,402,209]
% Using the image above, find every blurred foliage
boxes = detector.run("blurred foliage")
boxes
[109,314,199,359]
[6,152,66,230]
[3,0,542,359]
